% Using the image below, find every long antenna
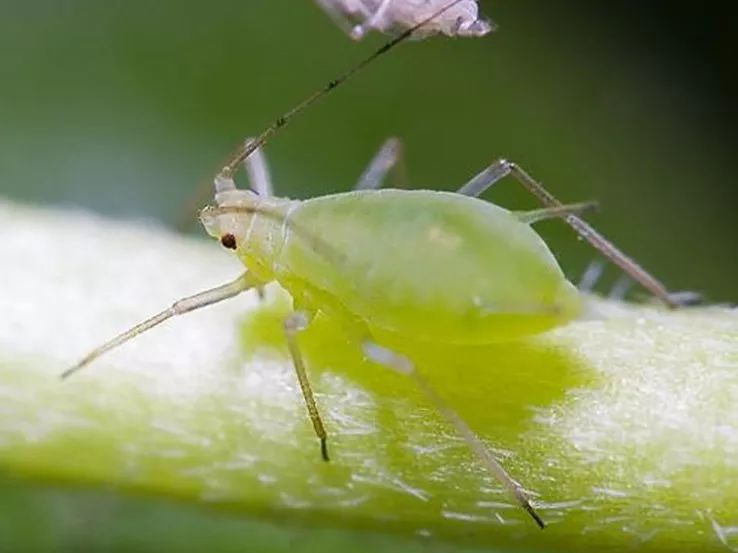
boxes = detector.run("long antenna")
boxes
[177,0,472,227]
[218,0,469,179]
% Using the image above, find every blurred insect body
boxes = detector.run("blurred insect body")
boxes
[315,0,494,40]
[64,0,680,530]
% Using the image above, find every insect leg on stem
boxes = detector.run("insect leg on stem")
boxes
[284,310,330,462]
[362,339,546,529]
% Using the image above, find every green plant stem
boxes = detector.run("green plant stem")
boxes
[0,199,736,551]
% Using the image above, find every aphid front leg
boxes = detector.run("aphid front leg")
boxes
[457,158,679,308]
[62,272,259,379]
[243,137,273,198]
[354,137,406,190]
[361,340,546,529]
[284,310,331,461]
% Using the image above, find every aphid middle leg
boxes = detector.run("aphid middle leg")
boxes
[354,137,405,190]
[577,259,606,293]
[361,340,546,529]
[457,159,678,308]
[62,272,259,379]
[284,310,331,462]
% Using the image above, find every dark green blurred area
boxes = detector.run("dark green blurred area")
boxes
[0,0,735,299]
[0,474,497,553]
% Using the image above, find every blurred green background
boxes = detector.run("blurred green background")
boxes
[1,0,736,300]
[1,2,737,550]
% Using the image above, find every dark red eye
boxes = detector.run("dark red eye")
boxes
[220,233,237,250]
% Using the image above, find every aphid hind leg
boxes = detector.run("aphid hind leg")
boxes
[361,340,546,529]
[458,159,679,308]
[577,259,703,304]
[284,310,330,462]
[354,137,406,190]
[61,272,258,379]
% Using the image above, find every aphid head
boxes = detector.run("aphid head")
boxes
[199,174,261,251]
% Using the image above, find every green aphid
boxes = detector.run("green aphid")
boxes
[63,0,680,529]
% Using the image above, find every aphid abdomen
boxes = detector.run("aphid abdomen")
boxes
[277,189,582,344]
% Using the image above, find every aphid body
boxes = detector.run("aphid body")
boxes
[65,1,680,529]
[201,187,582,345]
